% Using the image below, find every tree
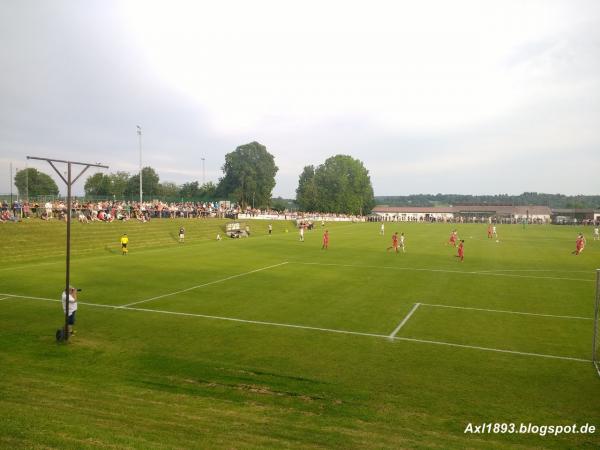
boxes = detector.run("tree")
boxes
[84,173,110,196]
[198,182,217,199]
[295,165,318,212]
[217,142,278,208]
[158,182,180,198]
[296,155,374,215]
[179,181,200,198]
[179,181,218,200]
[14,168,59,197]
[108,172,130,198]
[271,197,296,212]
[125,167,160,199]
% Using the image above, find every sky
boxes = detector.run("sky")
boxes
[1,0,599,198]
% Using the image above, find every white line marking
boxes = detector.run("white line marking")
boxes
[2,292,590,364]
[389,303,421,338]
[475,269,594,274]
[419,303,593,320]
[290,261,594,282]
[392,336,590,363]
[119,261,289,308]
[0,296,12,301]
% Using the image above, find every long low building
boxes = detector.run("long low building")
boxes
[371,205,599,224]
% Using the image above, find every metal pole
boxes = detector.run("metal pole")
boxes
[593,269,600,375]
[27,156,108,342]
[64,162,72,340]
[137,126,142,205]
[10,162,13,206]
[25,162,28,202]
[201,157,205,185]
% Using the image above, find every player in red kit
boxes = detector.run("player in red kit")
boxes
[387,232,399,253]
[487,224,493,239]
[322,229,329,250]
[448,230,458,247]
[456,240,464,261]
[572,233,585,255]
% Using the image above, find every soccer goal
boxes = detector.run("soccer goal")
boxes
[594,269,600,377]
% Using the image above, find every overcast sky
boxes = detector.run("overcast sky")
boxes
[1,0,599,198]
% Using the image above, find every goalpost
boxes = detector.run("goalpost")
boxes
[594,269,600,377]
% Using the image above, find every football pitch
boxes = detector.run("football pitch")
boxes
[1,219,599,448]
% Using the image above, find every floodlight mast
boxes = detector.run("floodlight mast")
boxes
[137,126,142,205]
[27,156,108,342]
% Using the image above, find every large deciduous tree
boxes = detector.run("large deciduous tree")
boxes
[295,165,318,212]
[84,171,132,198]
[217,142,278,208]
[179,181,218,200]
[14,168,59,197]
[158,182,180,198]
[179,181,200,198]
[296,155,374,215]
[109,172,130,198]
[125,167,160,198]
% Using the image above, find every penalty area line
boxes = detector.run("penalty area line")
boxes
[389,303,421,338]
[0,292,591,364]
[419,303,593,321]
[120,261,289,308]
[393,336,590,363]
[116,305,591,363]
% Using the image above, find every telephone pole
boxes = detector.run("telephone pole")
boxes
[27,156,108,342]
[137,125,143,204]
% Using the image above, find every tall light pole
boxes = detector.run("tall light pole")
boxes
[25,161,28,202]
[27,156,108,342]
[137,125,142,204]
[9,162,13,206]
[201,157,205,185]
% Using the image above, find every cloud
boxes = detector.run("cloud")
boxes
[1,0,599,197]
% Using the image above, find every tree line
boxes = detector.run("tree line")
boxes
[15,148,597,212]
[375,193,600,209]
[82,168,218,200]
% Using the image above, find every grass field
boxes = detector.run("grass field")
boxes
[1,218,599,449]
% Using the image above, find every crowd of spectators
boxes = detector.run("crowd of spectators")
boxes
[2,199,598,226]
[1,199,244,222]
[1,199,324,223]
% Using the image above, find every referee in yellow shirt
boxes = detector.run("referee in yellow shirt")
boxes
[120,233,129,255]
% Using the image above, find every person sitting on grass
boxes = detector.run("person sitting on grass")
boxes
[1,210,19,222]
[78,212,89,223]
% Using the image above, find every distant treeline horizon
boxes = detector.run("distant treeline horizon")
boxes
[374,193,600,209]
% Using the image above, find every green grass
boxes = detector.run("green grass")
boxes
[1,219,599,449]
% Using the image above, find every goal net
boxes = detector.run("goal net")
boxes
[594,269,600,377]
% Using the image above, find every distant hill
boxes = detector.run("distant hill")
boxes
[374,193,600,209]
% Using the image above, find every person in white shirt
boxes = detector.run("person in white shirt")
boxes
[399,232,406,252]
[299,225,305,242]
[380,222,385,235]
[45,201,53,219]
[61,286,78,336]
[594,227,599,241]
